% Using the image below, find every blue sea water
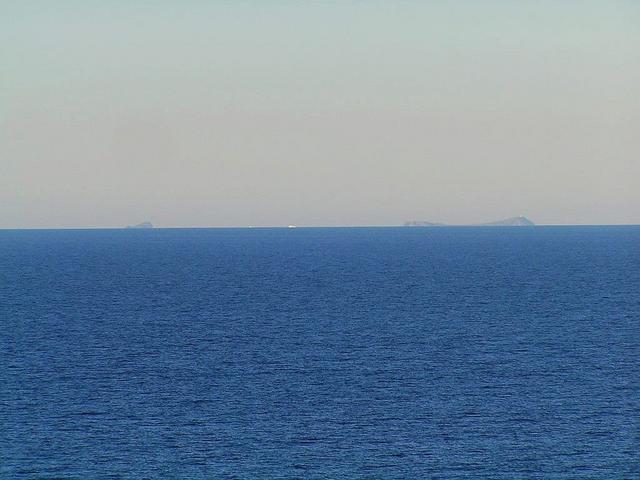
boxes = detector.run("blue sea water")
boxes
[1,226,639,479]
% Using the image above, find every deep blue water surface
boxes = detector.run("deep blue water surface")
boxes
[1,227,639,478]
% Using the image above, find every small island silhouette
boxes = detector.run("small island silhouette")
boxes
[126,221,154,229]
[404,216,535,227]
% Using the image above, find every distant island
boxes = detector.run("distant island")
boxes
[403,221,447,227]
[479,216,535,227]
[126,221,154,229]
[404,216,535,227]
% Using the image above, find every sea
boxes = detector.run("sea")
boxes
[1,226,638,479]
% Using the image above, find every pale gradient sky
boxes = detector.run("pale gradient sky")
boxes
[2,1,639,227]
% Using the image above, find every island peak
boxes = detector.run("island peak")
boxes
[126,221,153,229]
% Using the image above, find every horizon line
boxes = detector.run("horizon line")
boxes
[1,223,640,231]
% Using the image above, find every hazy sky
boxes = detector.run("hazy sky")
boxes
[2,1,639,227]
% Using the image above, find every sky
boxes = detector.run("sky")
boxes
[1,1,639,228]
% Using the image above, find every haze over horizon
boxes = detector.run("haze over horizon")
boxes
[2,1,639,229]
